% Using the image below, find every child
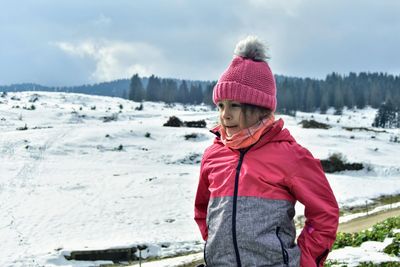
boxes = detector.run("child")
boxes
[194,36,339,267]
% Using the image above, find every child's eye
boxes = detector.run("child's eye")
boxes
[231,103,241,108]
[217,103,224,109]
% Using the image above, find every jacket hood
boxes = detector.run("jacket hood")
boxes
[211,118,295,149]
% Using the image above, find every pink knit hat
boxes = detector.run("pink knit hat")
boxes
[213,36,277,111]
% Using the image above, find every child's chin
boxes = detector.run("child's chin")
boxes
[226,129,239,137]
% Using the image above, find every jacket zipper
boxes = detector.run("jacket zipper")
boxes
[316,248,329,266]
[203,240,208,266]
[232,150,246,267]
[275,227,289,265]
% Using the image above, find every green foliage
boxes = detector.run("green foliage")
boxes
[129,73,145,102]
[299,119,331,129]
[372,100,399,129]
[276,72,400,114]
[324,260,348,267]
[313,260,400,267]
[357,262,400,267]
[146,75,162,102]
[384,233,400,256]
[320,153,363,173]
[333,217,400,250]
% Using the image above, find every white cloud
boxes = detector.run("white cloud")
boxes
[246,0,304,17]
[92,13,112,27]
[53,39,164,82]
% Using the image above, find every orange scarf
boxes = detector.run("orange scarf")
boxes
[214,114,275,149]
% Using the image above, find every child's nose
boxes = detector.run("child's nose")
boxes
[222,108,232,120]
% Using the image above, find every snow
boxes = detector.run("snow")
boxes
[0,91,399,266]
[328,238,400,266]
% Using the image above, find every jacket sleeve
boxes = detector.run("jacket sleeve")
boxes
[288,150,339,267]
[194,152,211,241]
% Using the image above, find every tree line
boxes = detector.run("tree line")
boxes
[128,74,215,106]
[129,72,400,114]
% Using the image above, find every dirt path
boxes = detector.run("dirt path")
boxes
[338,207,400,233]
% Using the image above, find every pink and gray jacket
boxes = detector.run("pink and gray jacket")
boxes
[194,119,339,266]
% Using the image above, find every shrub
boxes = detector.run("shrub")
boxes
[320,153,363,173]
[185,120,206,128]
[103,113,118,122]
[333,216,400,250]
[16,124,28,131]
[390,135,400,143]
[184,133,198,140]
[22,105,36,110]
[163,116,207,128]
[145,132,151,138]
[114,144,123,151]
[299,119,330,129]
[384,234,399,256]
[178,153,202,164]
[163,116,184,127]
[29,95,39,103]
[135,104,143,111]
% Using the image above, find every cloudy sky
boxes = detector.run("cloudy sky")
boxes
[1,0,399,86]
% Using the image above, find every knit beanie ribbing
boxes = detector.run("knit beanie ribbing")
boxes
[213,37,277,111]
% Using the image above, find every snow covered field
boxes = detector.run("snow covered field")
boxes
[0,91,399,266]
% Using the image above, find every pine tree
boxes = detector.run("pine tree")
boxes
[146,75,162,101]
[162,79,178,103]
[203,82,216,106]
[177,80,189,104]
[189,83,204,104]
[372,100,398,128]
[128,74,144,101]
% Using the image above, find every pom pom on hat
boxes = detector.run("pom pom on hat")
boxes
[234,35,270,62]
[213,36,277,111]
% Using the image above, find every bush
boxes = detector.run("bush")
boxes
[114,144,124,151]
[333,216,400,250]
[185,120,206,128]
[16,124,28,131]
[358,262,400,267]
[184,133,198,140]
[163,116,184,127]
[390,135,400,143]
[299,119,331,129]
[163,116,207,128]
[29,95,39,103]
[384,234,399,256]
[320,153,363,173]
[23,104,36,110]
[135,104,143,111]
[103,113,118,122]
[145,132,151,138]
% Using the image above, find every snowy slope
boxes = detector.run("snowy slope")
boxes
[0,91,399,266]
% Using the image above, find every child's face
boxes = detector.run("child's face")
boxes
[217,100,260,137]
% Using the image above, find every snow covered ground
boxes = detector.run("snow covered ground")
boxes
[0,91,399,266]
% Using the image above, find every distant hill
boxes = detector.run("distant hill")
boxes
[0,79,132,98]
[2,72,399,114]
[0,77,213,99]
